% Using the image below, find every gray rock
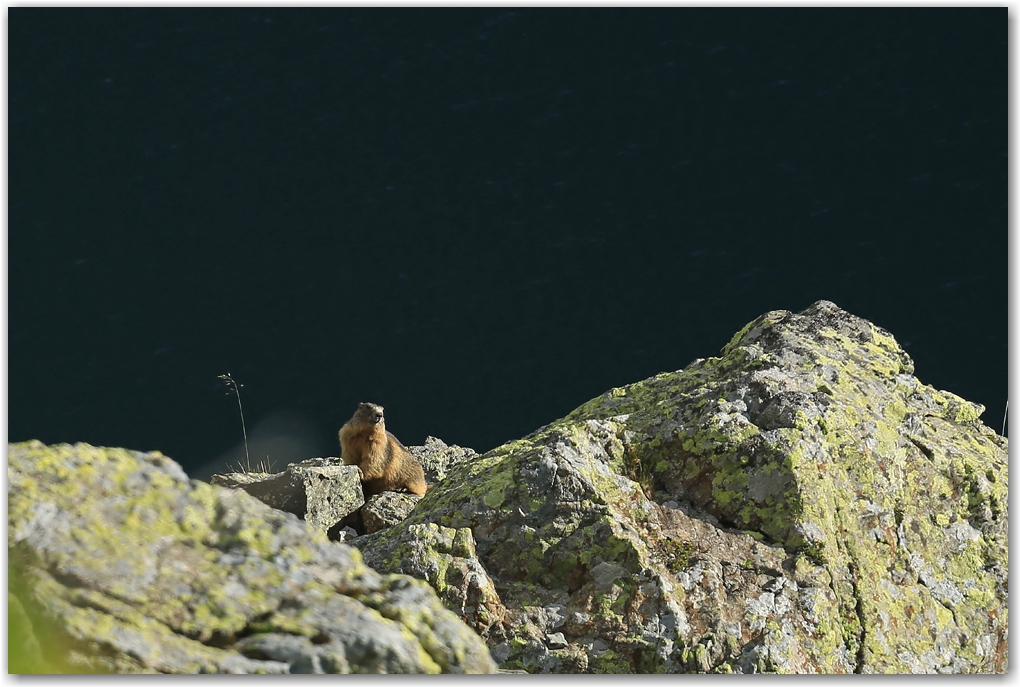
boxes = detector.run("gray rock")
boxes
[490,642,512,663]
[335,526,359,543]
[357,522,507,638]
[362,491,422,534]
[211,458,364,535]
[547,633,568,650]
[11,301,1006,674]
[407,436,477,484]
[353,300,1007,673]
[544,604,567,629]
[8,441,497,674]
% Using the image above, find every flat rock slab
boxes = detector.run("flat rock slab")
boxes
[212,459,364,534]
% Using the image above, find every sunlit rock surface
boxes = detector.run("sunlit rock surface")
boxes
[10,301,1006,674]
[8,442,497,674]
[354,300,1007,673]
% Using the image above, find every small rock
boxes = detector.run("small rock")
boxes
[589,562,626,590]
[544,604,567,629]
[334,526,359,543]
[546,632,568,650]
[567,612,592,633]
[490,642,512,663]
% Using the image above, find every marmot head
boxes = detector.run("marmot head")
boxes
[352,402,385,426]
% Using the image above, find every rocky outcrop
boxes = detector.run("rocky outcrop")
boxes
[352,301,1008,673]
[9,301,1007,674]
[211,458,364,536]
[209,437,475,539]
[7,442,498,674]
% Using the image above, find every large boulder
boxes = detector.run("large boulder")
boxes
[8,441,498,674]
[353,300,1007,673]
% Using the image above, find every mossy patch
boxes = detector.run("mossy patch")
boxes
[660,539,698,574]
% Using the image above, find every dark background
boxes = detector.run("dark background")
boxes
[9,8,1007,478]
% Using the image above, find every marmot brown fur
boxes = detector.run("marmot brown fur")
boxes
[339,402,428,496]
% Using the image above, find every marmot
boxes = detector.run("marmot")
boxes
[339,402,428,496]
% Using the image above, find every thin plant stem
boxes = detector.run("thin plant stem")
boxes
[218,373,250,469]
[1002,400,1008,438]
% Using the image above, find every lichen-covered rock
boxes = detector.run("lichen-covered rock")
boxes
[8,441,498,674]
[362,492,423,534]
[407,436,478,485]
[354,301,1007,673]
[211,458,364,536]
[359,522,507,637]
[209,439,476,540]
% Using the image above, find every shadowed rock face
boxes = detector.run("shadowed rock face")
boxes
[7,442,498,674]
[9,301,1007,674]
[353,300,1008,674]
